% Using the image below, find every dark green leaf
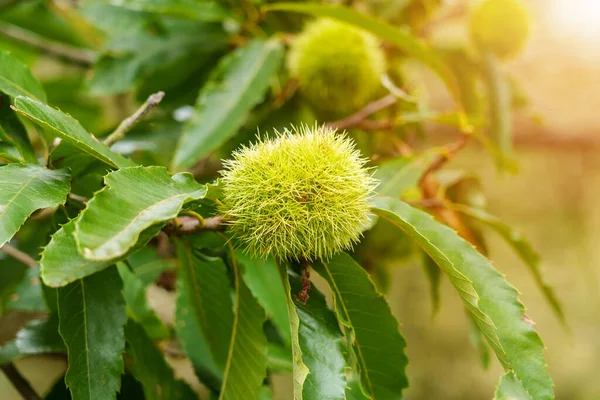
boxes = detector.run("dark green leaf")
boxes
[454,205,565,324]
[57,267,127,400]
[238,253,291,346]
[172,39,284,170]
[287,268,346,400]
[86,15,228,96]
[125,320,196,400]
[372,197,554,400]
[75,166,206,261]
[175,239,234,390]
[267,343,293,373]
[421,252,441,315]
[90,0,230,21]
[277,263,308,399]
[15,315,65,355]
[41,214,163,287]
[217,250,268,400]
[0,98,36,163]
[345,378,370,400]
[126,247,174,286]
[494,371,533,400]
[315,253,408,400]
[117,263,168,339]
[0,164,70,247]
[6,266,46,313]
[13,96,135,169]
[264,3,463,112]
[0,50,46,101]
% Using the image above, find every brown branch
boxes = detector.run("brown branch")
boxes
[326,95,397,130]
[0,22,96,66]
[419,134,470,184]
[103,91,165,147]
[68,193,88,204]
[1,363,42,400]
[163,216,225,236]
[1,244,37,267]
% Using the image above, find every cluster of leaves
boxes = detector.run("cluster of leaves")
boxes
[0,1,559,400]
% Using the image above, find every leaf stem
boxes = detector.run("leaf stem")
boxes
[1,363,42,400]
[103,92,165,147]
[0,244,37,267]
[0,22,96,67]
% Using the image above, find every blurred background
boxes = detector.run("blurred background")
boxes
[1,0,600,399]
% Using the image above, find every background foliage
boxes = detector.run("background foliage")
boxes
[1,0,594,399]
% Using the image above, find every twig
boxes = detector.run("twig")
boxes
[103,91,165,147]
[68,193,88,204]
[419,134,470,184]
[1,244,37,267]
[326,95,397,130]
[163,216,225,236]
[0,22,96,66]
[1,363,42,400]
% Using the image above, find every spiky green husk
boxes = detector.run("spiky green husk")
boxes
[470,0,529,60]
[288,19,386,118]
[219,124,376,261]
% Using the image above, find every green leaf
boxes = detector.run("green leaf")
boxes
[74,166,206,261]
[277,263,308,400]
[482,52,513,169]
[13,96,135,169]
[0,50,46,101]
[238,252,291,346]
[217,249,268,400]
[314,253,408,400]
[0,141,22,162]
[6,266,46,313]
[117,263,169,339]
[454,205,565,324]
[264,4,463,111]
[345,378,370,400]
[468,312,491,369]
[175,238,234,390]
[286,268,346,400]
[494,371,533,400]
[91,0,230,21]
[0,99,36,163]
[84,12,228,96]
[41,215,163,287]
[172,39,284,171]
[421,252,441,315]
[374,152,437,198]
[267,343,293,373]
[0,341,19,365]
[15,315,65,355]
[57,267,127,400]
[125,320,196,400]
[0,164,70,248]
[372,197,554,400]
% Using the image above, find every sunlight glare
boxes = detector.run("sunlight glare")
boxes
[551,0,600,42]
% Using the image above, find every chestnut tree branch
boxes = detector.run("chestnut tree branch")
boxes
[1,363,41,400]
[326,94,397,130]
[163,216,225,236]
[0,22,96,66]
[103,91,165,147]
[1,244,37,267]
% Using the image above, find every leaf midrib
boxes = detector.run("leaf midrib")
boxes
[321,261,375,398]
